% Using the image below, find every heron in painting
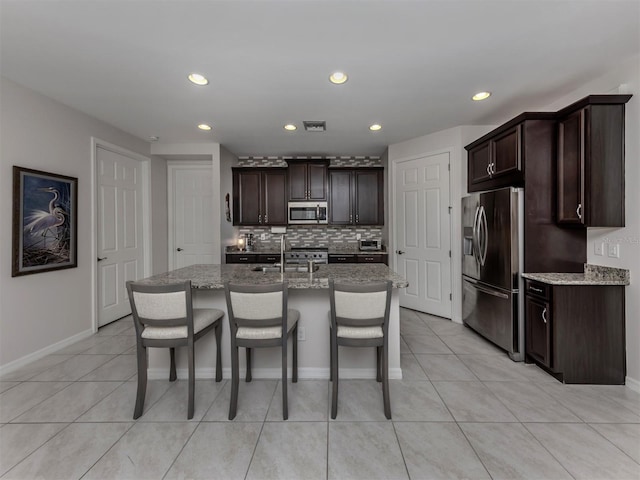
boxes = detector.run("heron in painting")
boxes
[23,187,67,247]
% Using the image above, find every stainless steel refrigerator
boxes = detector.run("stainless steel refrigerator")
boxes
[462,187,524,361]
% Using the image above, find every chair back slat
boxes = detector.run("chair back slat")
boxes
[133,290,188,325]
[229,291,283,326]
[330,280,392,332]
[126,281,193,331]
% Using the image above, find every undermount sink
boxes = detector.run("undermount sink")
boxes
[251,265,318,273]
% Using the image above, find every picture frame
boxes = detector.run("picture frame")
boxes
[12,166,78,277]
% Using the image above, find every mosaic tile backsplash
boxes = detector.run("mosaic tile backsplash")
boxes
[237,156,383,168]
[235,225,384,250]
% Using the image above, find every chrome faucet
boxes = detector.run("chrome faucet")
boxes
[280,234,286,274]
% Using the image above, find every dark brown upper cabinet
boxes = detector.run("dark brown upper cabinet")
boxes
[556,94,631,227]
[467,124,523,192]
[287,161,328,201]
[232,168,287,226]
[328,168,384,225]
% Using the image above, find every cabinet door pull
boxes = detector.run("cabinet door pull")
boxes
[529,286,544,294]
[356,214,359,223]
[349,214,352,223]
[491,163,495,175]
[542,308,548,324]
[576,203,582,220]
[487,164,491,176]
[264,214,268,223]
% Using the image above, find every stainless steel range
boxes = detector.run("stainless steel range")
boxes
[284,247,328,264]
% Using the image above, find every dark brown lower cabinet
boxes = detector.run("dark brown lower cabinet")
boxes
[329,254,388,265]
[225,254,257,264]
[525,279,625,384]
[328,254,357,263]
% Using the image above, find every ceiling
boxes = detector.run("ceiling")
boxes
[1,1,638,158]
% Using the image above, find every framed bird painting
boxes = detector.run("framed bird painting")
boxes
[12,166,78,277]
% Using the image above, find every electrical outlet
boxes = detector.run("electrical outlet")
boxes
[260,233,267,240]
[356,233,361,240]
[607,243,620,258]
[594,242,604,256]
[297,327,305,341]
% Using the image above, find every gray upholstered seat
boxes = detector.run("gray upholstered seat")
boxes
[329,280,392,419]
[224,281,299,420]
[126,280,223,420]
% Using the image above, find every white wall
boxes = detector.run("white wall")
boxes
[150,143,222,265]
[150,155,168,274]
[388,125,494,322]
[538,55,640,387]
[0,77,150,369]
[220,146,239,257]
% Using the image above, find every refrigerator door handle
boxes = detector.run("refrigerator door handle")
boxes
[479,206,488,266]
[465,278,510,299]
[472,206,481,264]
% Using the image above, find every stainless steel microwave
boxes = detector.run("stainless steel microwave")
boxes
[288,202,328,224]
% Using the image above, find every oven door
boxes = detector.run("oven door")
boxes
[288,202,328,224]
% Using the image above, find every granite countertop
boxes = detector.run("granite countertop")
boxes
[225,246,388,255]
[522,264,630,286]
[138,263,409,289]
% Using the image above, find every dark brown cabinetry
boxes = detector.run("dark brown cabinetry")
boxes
[524,279,625,384]
[225,253,281,264]
[232,168,287,226]
[556,95,631,227]
[328,254,357,263]
[226,253,257,264]
[467,114,587,273]
[329,254,388,265]
[328,168,384,225]
[524,281,552,368]
[467,125,522,192]
[287,161,328,201]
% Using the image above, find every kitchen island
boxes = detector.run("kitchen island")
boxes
[138,263,409,380]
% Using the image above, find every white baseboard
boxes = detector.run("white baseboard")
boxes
[625,375,640,393]
[148,367,403,381]
[0,328,94,377]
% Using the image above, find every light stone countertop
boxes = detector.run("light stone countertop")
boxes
[522,264,630,286]
[225,246,388,255]
[138,263,408,289]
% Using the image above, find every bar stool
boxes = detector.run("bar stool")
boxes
[126,280,224,420]
[224,281,299,420]
[329,279,393,419]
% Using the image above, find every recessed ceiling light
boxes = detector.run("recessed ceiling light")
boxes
[149,136,159,142]
[198,124,212,131]
[284,124,297,131]
[329,71,348,85]
[369,124,382,131]
[472,91,491,101]
[188,73,209,86]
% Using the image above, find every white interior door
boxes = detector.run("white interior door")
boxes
[97,146,145,326]
[169,163,216,269]
[394,152,452,318]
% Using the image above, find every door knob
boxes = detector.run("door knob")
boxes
[396,250,405,255]
[176,248,183,252]
[97,257,107,262]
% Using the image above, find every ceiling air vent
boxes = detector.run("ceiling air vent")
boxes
[303,121,326,132]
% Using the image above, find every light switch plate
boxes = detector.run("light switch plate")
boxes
[594,242,604,256]
[607,243,620,258]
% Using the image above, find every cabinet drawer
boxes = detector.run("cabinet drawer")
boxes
[525,280,549,300]
[329,254,357,263]
[257,254,280,263]
[357,254,384,263]
[226,254,257,264]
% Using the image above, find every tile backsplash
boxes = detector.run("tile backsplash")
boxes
[237,156,383,168]
[236,225,384,250]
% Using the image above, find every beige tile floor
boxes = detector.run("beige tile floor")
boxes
[0,308,639,479]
